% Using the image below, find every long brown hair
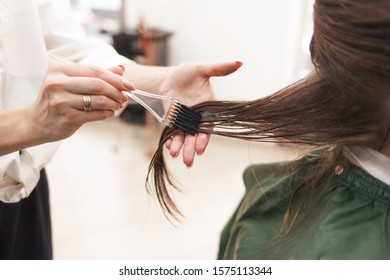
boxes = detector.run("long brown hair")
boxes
[146,0,390,232]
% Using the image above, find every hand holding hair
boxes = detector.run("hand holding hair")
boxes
[161,60,243,167]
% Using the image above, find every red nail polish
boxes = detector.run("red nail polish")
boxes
[235,61,243,67]
[172,153,179,159]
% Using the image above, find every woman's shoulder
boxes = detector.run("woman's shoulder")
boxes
[242,153,317,191]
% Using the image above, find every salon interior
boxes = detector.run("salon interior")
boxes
[47,0,314,259]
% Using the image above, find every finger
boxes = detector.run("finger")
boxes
[195,124,213,155]
[165,137,173,150]
[168,133,185,158]
[108,65,125,76]
[56,63,135,92]
[64,107,115,125]
[195,133,210,156]
[183,134,197,168]
[198,61,243,78]
[78,94,122,111]
[52,92,123,112]
[60,76,126,103]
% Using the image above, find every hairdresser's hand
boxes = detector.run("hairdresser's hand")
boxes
[162,61,242,167]
[24,63,134,143]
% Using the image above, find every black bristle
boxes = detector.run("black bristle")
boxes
[180,104,202,121]
[171,104,201,135]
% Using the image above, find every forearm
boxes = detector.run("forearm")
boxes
[122,63,174,94]
[0,107,42,156]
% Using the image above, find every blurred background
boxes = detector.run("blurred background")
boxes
[46,0,314,259]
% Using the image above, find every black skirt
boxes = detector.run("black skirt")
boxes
[0,169,52,260]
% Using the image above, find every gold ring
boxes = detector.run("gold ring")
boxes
[83,95,92,112]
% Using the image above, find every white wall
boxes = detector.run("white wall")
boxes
[123,0,310,100]
[86,0,311,100]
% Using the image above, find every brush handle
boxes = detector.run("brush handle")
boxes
[124,90,166,124]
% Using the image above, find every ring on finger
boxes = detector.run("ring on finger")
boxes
[83,94,92,112]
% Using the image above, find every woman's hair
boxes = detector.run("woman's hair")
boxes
[146,0,390,232]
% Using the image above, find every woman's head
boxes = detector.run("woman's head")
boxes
[147,0,390,221]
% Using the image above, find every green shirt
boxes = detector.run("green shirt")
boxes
[218,158,390,259]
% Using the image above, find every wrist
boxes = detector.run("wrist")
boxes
[21,105,46,147]
[158,66,175,97]
[123,63,175,95]
[0,106,43,156]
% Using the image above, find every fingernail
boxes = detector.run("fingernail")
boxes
[235,61,243,67]
[123,80,135,90]
[186,163,193,169]
[172,153,179,159]
[122,93,129,102]
[197,150,204,156]
[118,65,125,72]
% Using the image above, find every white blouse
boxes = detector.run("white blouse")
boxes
[0,0,130,202]
[343,146,390,186]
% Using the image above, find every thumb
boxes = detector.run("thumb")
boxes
[200,61,243,78]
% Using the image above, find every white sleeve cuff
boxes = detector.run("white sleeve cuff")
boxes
[0,142,59,202]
